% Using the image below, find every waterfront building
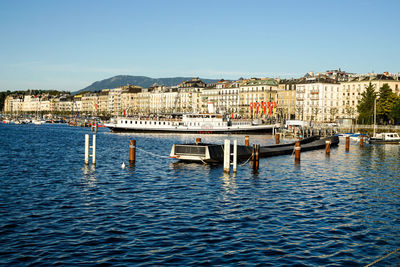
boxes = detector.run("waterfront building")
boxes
[72,95,82,116]
[163,88,179,114]
[82,93,98,116]
[39,96,51,112]
[277,79,297,121]
[340,73,400,118]
[137,89,151,115]
[221,81,240,116]
[149,85,167,114]
[4,95,24,114]
[120,85,142,115]
[238,78,278,119]
[22,95,41,113]
[176,78,206,113]
[295,76,340,123]
[97,90,110,116]
[53,96,73,114]
[200,84,220,113]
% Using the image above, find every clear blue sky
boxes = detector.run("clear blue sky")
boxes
[0,0,399,91]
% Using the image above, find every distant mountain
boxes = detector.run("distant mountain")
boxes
[76,75,220,93]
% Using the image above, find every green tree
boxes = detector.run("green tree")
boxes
[389,98,400,124]
[376,83,397,124]
[357,82,376,124]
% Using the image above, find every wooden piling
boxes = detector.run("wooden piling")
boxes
[129,140,136,164]
[294,141,301,163]
[245,136,249,146]
[252,144,260,171]
[325,139,331,155]
[345,136,350,151]
[275,133,280,144]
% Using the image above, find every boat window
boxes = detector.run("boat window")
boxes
[135,121,137,124]
[130,121,132,124]
[125,121,128,124]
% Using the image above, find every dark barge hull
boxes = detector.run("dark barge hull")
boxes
[171,136,339,163]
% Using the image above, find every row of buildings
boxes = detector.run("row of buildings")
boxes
[3,70,400,123]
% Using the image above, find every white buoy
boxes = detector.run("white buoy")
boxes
[121,162,126,169]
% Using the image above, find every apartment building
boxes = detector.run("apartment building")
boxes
[277,79,297,120]
[239,78,278,119]
[296,77,341,122]
[120,86,142,115]
[176,78,206,113]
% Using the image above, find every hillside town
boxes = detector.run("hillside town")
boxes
[3,70,400,123]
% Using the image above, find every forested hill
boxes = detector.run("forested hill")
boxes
[76,75,220,93]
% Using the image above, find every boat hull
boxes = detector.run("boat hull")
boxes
[105,124,277,134]
[369,139,400,144]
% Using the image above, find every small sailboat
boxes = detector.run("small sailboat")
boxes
[368,98,400,144]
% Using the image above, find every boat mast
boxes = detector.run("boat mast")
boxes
[373,98,376,137]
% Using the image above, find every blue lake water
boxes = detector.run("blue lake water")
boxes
[1,124,399,266]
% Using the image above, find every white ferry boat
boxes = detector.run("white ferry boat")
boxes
[105,114,279,134]
[368,132,400,144]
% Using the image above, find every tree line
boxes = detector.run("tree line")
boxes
[357,83,400,125]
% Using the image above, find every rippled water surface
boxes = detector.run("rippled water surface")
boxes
[1,124,399,266]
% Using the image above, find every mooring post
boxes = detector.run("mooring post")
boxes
[224,139,230,173]
[245,136,249,146]
[129,140,136,165]
[85,134,89,165]
[233,139,237,173]
[294,141,301,163]
[275,133,280,144]
[252,144,259,171]
[252,144,255,169]
[256,144,260,171]
[92,134,96,165]
[325,139,331,155]
[360,136,364,147]
[345,136,350,151]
